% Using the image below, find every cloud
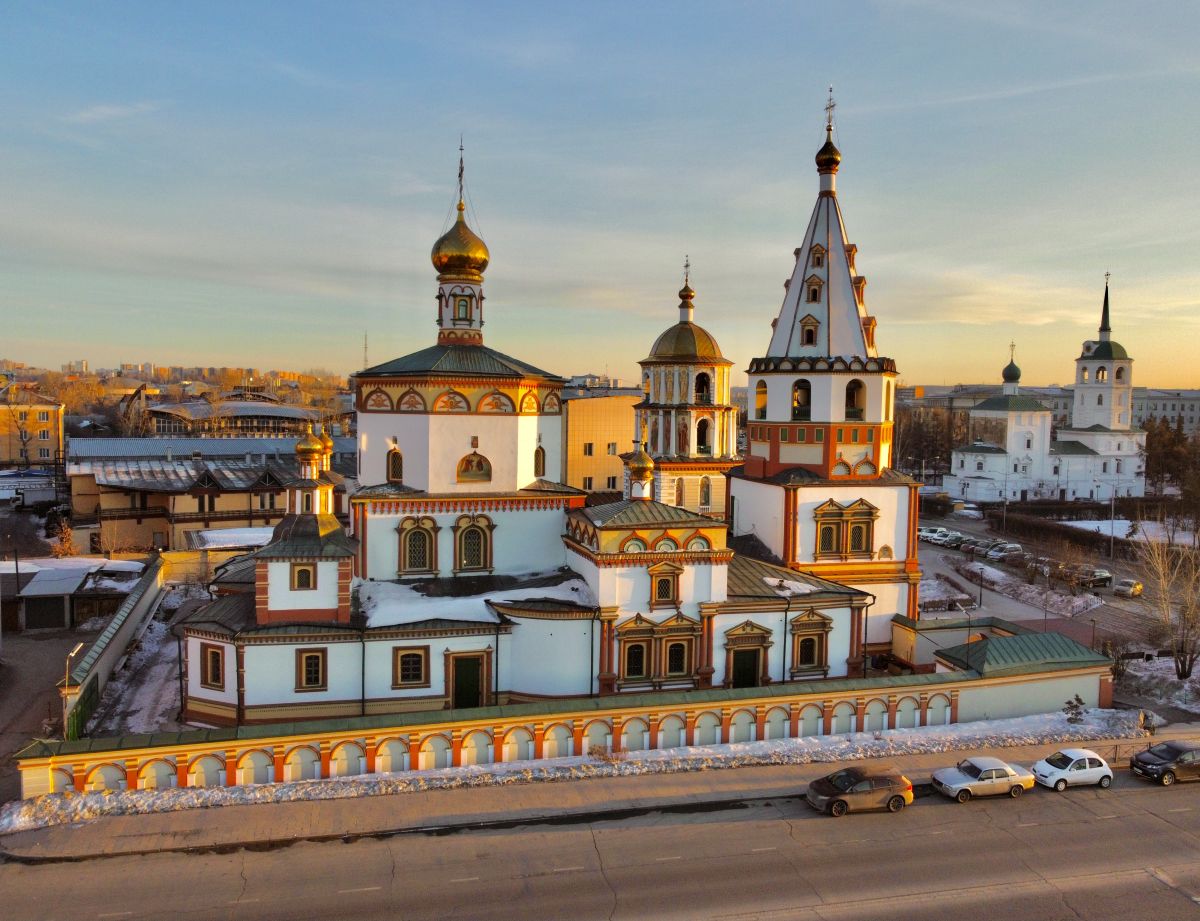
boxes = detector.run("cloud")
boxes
[62,101,163,124]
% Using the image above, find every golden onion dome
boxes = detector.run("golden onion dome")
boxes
[431,201,490,281]
[678,282,695,302]
[815,126,842,173]
[296,424,324,458]
[627,442,655,481]
[318,424,335,452]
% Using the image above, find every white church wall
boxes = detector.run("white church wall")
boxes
[790,483,910,563]
[242,642,362,706]
[185,637,237,706]
[730,477,784,559]
[266,560,339,611]
[502,617,596,697]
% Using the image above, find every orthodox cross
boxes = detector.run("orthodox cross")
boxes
[683,255,690,286]
[825,86,836,129]
[1009,340,1016,362]
[457,136,465,203]
[1105,270,1111,285]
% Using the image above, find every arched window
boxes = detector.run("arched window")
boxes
[460,527,485,570]
[1096,367,1108,382]
[655,577,674,601]
[798,637,817,666]
[667,642,687,675]
[699,477,711,510]
[624,538,646,553]
[533,446,546,478]
[819,525,837,553]
[456,452,492,483]
[303,493,312,513]
[696,419,712,454]
[674,479,684,506]
[850,524,867,552]
[694,372,712,404]
[404,529,430,571]
[754,381,767,420]
[792,379,811,421]
[656,537,678,552]
[294,567,312,589]
[802,326,816,346]
[1081,368,1089,382]
[625,644,646,679]
[687,536,710,550]
[1115,367,1125,381]
[387,449,403,484]
[845,379,865,421]
[1097,394,1104,406]
[454,295,471,319]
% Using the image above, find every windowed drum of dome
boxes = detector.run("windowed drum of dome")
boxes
[387,449,403,484]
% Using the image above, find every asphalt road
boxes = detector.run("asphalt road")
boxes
[5,775,1200,921]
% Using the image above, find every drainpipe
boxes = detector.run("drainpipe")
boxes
[493,622,500,704]
[780,595,792,683]
[590,608,599,697]
[862,591,877,678]
[176,634,185,720]
[360,628,367,717]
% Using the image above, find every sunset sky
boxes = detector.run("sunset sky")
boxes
[2,2,1199,387]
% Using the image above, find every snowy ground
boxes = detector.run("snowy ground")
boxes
[917,576,973,610]
[949,557,1103,618]
[1118,656,1200,715]
[0,710,1144,835]
[1061,518,1197,546]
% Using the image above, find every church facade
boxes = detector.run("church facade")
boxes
[942,284,1147,503]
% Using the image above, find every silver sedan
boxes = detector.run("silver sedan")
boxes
[932,756,1036,803]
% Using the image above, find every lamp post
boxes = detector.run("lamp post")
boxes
[1090,619,1097,651]
[63,642,84,740]
[1107,484,1116,560]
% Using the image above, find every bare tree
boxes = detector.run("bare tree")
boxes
[50,520,80,558]
[1137,533,1200,679]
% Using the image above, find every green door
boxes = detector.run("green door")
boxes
[453,656,483,710]
[731,649,760,689]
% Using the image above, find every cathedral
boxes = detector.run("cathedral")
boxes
[179,122,916,725]
[942,282,1147,503]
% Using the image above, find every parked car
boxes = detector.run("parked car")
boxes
[932,757,1036,802]
[805,767,914,816]
[1032,748,1113,791]
[986,543,1022,561]
[929,530,961,546]
[1114,578,1144,598]
[921,528,950,543]
[1129,741,1200,786]
[1072,568,1114,589]
[942,533,966,549]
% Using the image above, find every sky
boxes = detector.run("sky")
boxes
[2,1,1199,388]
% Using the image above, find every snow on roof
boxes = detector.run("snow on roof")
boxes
[0,561,42,574]
[185,527,276,550]
[763,577,815,597]
[360,570,597,628]
[99,560,145,573]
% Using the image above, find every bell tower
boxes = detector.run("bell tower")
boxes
[432,146,491,347]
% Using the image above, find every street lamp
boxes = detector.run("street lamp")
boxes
[1090,619,1097,651]
[63,642,84,740]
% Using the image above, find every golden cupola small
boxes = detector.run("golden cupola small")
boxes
[431,200,490,283]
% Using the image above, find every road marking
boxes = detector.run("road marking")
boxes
[450,877,480,883]
[752,847,777,852]
[553,866,584,872]
[1096,814,1118,819]
[1016,822,1039,827]
[337,886,382,894]
[97,914,132,919]
[228,900,260,905]
[655,856,682,862]
[1168,807,1192,813]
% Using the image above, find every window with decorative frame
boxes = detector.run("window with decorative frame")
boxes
[291,563,317,590]
[387,449,403,484]
[398,517,438,575]
[813,499,878,560]
[533,445,546,477]
[200,643,225,690]
[295,648,327,691]
[789,610,832,678]
[624,643,648,679]
[665,641,689,676]
[452,514,495,573]
[648,561,682,609]
[392,646,430,689]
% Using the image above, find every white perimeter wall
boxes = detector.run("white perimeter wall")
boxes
[958,673,1100,722]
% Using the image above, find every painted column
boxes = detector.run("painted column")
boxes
[719,708,732,745]
[225,750,239,786]
[318,743,331,780]
[886,696,898,730]
[407,737,421,772]
[272,747,285,783]
[572,720,585,757]
[124,760,138,792]
[365,738,377,774]
[647,715,659,751]
[918,693,929,728]
[450,730,463,767]
[533,724,545,760]
[821,701,833,736]
[789,704,801,739]
[684,713,696,745]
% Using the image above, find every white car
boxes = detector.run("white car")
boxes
[932,756,1036,802]
[1032,748,1113,791]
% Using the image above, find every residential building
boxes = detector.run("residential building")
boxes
[0,384,64,471]
[561,386,642,494]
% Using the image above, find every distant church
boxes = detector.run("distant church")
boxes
[942,282,1146,503]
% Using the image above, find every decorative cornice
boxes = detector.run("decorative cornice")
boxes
[747,356,897,374]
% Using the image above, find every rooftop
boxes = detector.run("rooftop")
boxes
[361,343,562,381]
[67,436,355,461]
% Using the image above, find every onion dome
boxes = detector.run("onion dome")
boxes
[318,424,334,453]
[1002,359,1021,384]
[627,441,655,481]
[431,201,490,282]
[295,424,324,458]
[815,126,842,173]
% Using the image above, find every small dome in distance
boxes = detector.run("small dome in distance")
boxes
[1002,359,1021,384]
[815,126,842,173]
[296,424,324,458]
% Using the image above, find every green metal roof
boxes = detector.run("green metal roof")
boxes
[935,632,1110,676]
[362,344,563,381]
[1080,341,1129,361]
[1050,440,1098,456]
[726,554,866,601]
[973,394,1051,413]
[582,499,718,529]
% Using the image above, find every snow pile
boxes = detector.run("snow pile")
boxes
[949,557,1103,617]
[0,710,1143,835]
[159,582,212,613]
[85,619,180,737]
[360,571,596,628]
[77,615,113,632]
[917,577,973,611]
[764,577,815,597]
[99,560,145,573]
[1118,656,1200,714]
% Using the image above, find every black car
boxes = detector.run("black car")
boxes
[1129,741,1200,786]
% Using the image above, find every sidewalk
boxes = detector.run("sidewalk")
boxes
[4,724,1197,864]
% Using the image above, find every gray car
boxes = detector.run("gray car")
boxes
[932,756,1036,802]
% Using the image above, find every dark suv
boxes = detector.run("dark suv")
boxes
[805,766,914,817]
[1130,741,1200,786]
